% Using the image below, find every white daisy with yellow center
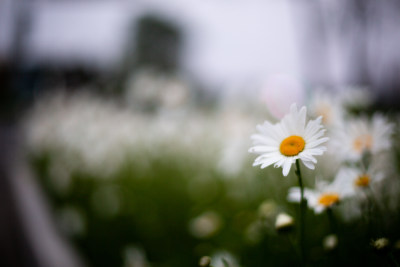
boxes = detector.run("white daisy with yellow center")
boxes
[335,167,385,194]
[287,174,354,214]
[249,103,329,176]
[333,114,393,162]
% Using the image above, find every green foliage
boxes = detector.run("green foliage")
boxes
[31,151,400,267]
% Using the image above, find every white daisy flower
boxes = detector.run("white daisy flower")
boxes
[287,174,355,214]
[308,90,344,128]
[332,114,394,162]
[249,103,329,176]
[335,166,385,194]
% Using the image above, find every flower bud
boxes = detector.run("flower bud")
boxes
[275,213,294,232]
[199,256,212,267]
[323,234,338,251]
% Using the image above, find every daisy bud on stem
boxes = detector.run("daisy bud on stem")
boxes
[275,213,294,233]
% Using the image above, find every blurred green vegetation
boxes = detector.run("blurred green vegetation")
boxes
[30,148,400,267]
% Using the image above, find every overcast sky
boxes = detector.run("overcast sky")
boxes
[1,0,302,91]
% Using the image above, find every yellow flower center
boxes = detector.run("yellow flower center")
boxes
[280,135,305,156]
[355,174,370,187]
[353,134,373,153]
[318,193,340,207]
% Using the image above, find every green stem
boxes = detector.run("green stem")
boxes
[364,186,383,236]
[326,208,337,234]
[295,159,306,266]
[389,251,400,267]
[286,233,301,260]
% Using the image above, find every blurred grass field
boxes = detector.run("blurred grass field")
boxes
[29,129,400,266]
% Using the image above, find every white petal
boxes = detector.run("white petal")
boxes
[248,145,278,154]
[259,157,281,169]
[282,158,294,176]
[301,159,315,170]
[306,137,329,149]
[314,205,325,214]
[299,153,317,163]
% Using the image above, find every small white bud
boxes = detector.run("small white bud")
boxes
[275,213,294,232]
[199,256,212,267]
[323,234,338,251]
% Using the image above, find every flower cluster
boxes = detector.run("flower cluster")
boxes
[249,87,399,265]
[250,88,396,217]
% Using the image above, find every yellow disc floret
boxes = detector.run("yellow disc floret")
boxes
[280,135,306,156]
[318,193,340,207]
[355,174,370,187]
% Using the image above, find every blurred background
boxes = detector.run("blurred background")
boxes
[1,0,400,266]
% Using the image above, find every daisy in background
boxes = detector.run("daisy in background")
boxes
[335,166,385,196]
[335,166,388,219]
[331,114,394,162]
[307,90,345,129]
[249,103,329,176]
[287,172,355,214]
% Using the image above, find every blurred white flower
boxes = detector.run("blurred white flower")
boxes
[188,211,222,239]
[308,90,344,128]
[335,167,385,195]
[198,256,212,267]
[123,246,150,267]
[249,103,329,176]
[125,68,190,113]
[288,173,354,214]
[331,114,394,162]
[210,250,240,267]
[217,111,254,176]
[323,234,338,251]
[24,91,225,177]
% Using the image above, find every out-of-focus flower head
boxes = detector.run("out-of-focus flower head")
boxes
[210,250,241,267]
[334,166,385,196]
[331,114,394,162]
[287,173,354,214]
[323,234,338,251]
[123,245,149,267]
[188,211,222,239]
[308,90,345,128]
[125,68,191,113]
